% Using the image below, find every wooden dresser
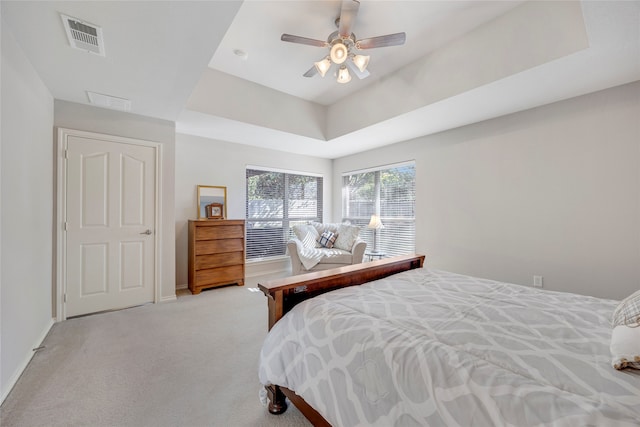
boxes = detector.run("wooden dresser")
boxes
[188,219,245,294]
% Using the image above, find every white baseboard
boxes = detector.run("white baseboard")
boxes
[1,317,55,405]
[175,283,188,290]
[160,294,177,302]
[246,257,290,278]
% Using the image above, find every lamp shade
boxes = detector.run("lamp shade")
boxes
[352,54,370,72]
[337,66,351,84]
[367,215,384,229]
[314,57,331,77]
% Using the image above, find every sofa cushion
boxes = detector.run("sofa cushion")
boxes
[334,224,361,251]
[297,246,351,271]
[318,248,352,264]
[292,224,320,248]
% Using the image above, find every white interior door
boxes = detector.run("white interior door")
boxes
[65,134,156,317]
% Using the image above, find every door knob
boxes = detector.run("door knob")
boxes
[140,229,152,235]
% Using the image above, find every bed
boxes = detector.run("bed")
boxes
[258,255,640,426]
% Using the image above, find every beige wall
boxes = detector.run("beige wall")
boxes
[1,20,55,401]
[175,133,333,286]
[55,100,177,301]
[333,82,640,300]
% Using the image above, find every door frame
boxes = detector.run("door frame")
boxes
[55,128,163,321]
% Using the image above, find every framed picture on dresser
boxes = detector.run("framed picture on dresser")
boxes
[206,203,224,219]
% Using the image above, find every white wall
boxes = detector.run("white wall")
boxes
[187,69,326,140]
[54,100,177,301]
[327,1,588,139]
[333,82,640,300]
[175,133,333,286]
[1,20,55,401]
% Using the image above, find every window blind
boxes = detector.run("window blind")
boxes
[246,168,323,260]
[342,162,415,256]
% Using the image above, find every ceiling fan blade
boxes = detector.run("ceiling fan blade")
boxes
[303,65,318,78]
[281,34,327,48]
[338,0,360,37]
[356,32,406,49]
[345,58,370,80]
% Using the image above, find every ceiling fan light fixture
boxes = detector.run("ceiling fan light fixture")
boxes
[314,57,332,77]
[337,66,351,84]
[330,42,348,64]
[352,54,370,72]
[281,1,407,84]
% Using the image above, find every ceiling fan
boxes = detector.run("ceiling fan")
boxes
[281,0,406,84]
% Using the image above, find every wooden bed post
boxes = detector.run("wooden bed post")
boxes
[265,385,287,414]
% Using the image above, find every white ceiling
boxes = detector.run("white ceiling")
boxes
[3,1,639,159]
[1,1,242,121]
[209,1,522,106]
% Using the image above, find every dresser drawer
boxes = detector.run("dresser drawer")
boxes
[196,224,244,240]
[195,238,244,255]
[195,251,243,270]
[195,264,244,287]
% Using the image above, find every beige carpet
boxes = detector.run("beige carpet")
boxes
[0,277,310,427]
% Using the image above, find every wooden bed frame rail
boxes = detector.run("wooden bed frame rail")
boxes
[258,254,425,330]
[258,254,426,422]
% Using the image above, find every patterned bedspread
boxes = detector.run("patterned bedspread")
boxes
[259,269,640,426]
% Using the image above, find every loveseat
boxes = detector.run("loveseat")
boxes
[288,222,366,275]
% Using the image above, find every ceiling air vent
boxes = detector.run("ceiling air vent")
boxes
[87,91,131,112]
[61,14,105,56]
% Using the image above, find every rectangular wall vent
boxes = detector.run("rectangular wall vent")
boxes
[61,14,105,56]
[87,92,131,112]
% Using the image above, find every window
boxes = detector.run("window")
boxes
[246,167,323,260]
[342,162,415,256]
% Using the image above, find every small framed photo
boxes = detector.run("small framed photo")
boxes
[205,203,224,219]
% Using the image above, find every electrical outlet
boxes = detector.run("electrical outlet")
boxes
[533,275,543,288]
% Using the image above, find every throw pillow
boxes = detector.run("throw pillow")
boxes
[317,231,338,249]
[610,289,640,370]
[292,224,320,249]
[333,224,361,251]
[610,325,640,370]
[612,289,640,327]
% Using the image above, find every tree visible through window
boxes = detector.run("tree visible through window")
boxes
[246,168,323,260]
[342,162,415,256]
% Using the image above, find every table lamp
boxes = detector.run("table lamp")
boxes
[367,215,384,253]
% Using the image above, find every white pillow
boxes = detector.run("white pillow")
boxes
[292,224,320,249]
[610,325,640,370]
[310,221,339,236]
[333,224,361,251]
